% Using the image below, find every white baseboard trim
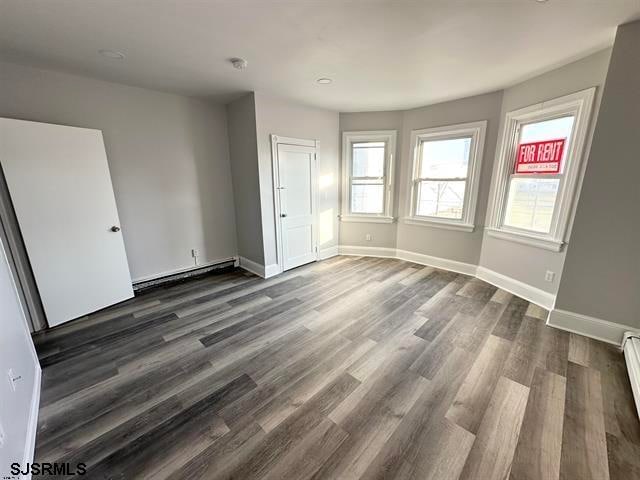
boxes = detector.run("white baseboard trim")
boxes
[547,308,639,346]
[476,266,556,310]
[319,245,339,260]
[396,249,477,276]
[338,245,555,310]
[238,256,266,277]
[238,256,281,279]
[264,263,281,279]
[24,364,41,480]
[339,245,397,258]
[622,332,640,418]
[131,257,236,284]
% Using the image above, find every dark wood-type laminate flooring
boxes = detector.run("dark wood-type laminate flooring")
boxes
[32,256,640,479]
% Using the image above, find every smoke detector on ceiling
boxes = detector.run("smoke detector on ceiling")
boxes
[230,58,248,70]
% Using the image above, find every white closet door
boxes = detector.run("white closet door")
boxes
[276,143,318,271]
[0,118,133,327]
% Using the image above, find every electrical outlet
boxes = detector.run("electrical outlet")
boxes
[365,234,372,241]
[191,249,199,258]
[544,270,555,282]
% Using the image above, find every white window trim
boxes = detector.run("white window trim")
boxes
[341,130,396,223]
[486,88,596,252]
[403,120,487,232]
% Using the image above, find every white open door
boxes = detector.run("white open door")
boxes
[0,118,133,327]
[273,137,318,272]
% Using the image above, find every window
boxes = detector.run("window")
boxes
[341,131,396,223]
[405,121,487,231]
[487,88,596,251]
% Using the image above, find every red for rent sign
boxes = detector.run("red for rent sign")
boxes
[515,138,566,174]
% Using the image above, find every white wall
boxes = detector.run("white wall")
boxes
[478,48,612,294]
[0,61,237,283]
[254,92,340,266]
[0,234,40,476]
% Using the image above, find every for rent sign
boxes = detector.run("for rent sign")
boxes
[515,138,566,174]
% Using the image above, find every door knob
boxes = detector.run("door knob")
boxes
[110,226,121,232]
[280,213,287,218]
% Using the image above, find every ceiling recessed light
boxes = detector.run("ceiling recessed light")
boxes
[99,49,125,60]
[317,78,332,84]
[230,57,248,70]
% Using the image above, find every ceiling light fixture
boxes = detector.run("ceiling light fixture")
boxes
[98,49,125,60]
[230,57,248,70]
[317,78,332,84]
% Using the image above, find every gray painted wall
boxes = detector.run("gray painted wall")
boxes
[339,110,403,248]
[555,22,640,327]
[0,61,237,282]
[254,92,340,267]
[397,92,503,264]
[337,92,503,264]
[479,48,612,294]
[336,50,611,295]
[226,93,264,265]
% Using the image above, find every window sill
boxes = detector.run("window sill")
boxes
[400,217,475,232]
[485,228,564,252]
[340,215,395,224]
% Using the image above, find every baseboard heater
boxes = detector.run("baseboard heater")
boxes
[133,258,237,292]
[623,332,640,419]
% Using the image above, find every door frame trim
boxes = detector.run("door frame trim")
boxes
[270,134,319,275]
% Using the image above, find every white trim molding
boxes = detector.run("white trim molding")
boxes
[406,120,487,231]
[547,308,639,345]
[341,130,397,222]
[25,365,41,476]
[486,88,596,251]
[476,266,556,310]
[396,249,477,276]
[340,215,395,224]
[318,245,339,260]
[339,245,397,258]
[338,245,557,309]
[238,256,265,277]
[264,264,280,279]
[485,228,563,252]
[622,332,640,419]
[238,256,279,279]
[338,245,477,277]
[401,216,474,232]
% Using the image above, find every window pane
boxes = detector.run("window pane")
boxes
[504,177,559,233]
[519,116,575,173]
[352,142,385,177]
[416,180,466,219]
[351,184,384,214]
[420,137,471,179]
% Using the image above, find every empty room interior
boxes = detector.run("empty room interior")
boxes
[1,1,640,479]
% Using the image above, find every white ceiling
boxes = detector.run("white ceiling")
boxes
[1,0,639,112]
